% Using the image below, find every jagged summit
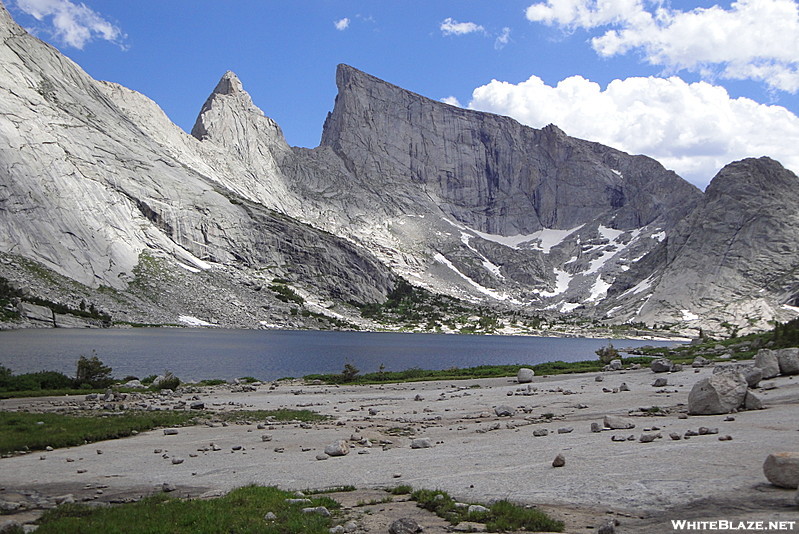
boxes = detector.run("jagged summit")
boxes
[212,70,245,96]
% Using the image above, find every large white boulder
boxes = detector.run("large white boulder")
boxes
[517,368,535,383]
[763,452,799,489]
[777,348,799,375]
[754,349,781,379]
[687,370,748,415]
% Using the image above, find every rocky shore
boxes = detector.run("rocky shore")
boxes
[1,359,798,533]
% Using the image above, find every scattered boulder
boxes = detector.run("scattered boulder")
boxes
[603,415,635,430]
[754,349,781,379]
[687,370,748,415]
[410,438,433,449]
[264,512,277,521]
[713,363,762,387]
[608,359,623,371]
[777,348,799,375]
[618,382,630,392]
[763,452,799,489]
[302,506,331,517]
[552,453,565,467]
[590,422,602,433]
[389,517,423,534]
[517,368,535,383]
[494,405,515,417]
[468,504,489,514]
[744,391,764,410]
[652,378,668,387]
[651,358,673,373]
[692,356,709,368]
[324,440,350,457]
[532,428,549,437]
[163,428,179,435]
[598,519,619,534]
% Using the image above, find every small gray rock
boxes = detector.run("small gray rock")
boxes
[264,511,277,520]
[651,358,673,373]
[410,437,434,449]
[590,422,602,433]
[163,428,179,435]
[557,427,574,434]
[494,405,515,417]
[603,415,635,430]
[324,440,350,457]
[468,504,489,514]
[552,453,565,467]
[532,428,549,437]
[302,506,331,517]
[652,377,668,387]
[389,517,424,534]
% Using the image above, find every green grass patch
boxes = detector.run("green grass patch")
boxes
[33,485,339,534]
[0,411,198,454]
[409,489,563,532]
[0,409,326,455]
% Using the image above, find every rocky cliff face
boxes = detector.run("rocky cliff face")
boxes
[0,2,394,328]
[284,65,703,313]
[605,157,799,333]
[0,0,796,334]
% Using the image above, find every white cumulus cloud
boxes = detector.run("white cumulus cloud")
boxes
[15,0,125,50]
[525,0,799,93]
[440,96,462,107]
[440,17,485,36]
[468,74,799,189]
[334,17,350,31]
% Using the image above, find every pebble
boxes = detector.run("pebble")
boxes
[552,453,566,467]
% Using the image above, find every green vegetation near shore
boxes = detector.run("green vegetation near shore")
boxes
[0,409,325,455]
[31,485,339,534]
[409,488,564,532]
[304,356,658,385]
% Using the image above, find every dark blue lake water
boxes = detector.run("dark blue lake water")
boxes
[0,329,679,382]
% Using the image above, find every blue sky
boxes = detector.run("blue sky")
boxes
[8,0,799,189]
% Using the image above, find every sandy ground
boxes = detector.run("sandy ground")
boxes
[1,365,798,533]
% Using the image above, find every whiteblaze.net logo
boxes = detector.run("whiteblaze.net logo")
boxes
[671,520,797,531]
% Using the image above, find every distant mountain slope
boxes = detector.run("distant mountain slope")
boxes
[0,0,797,334]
